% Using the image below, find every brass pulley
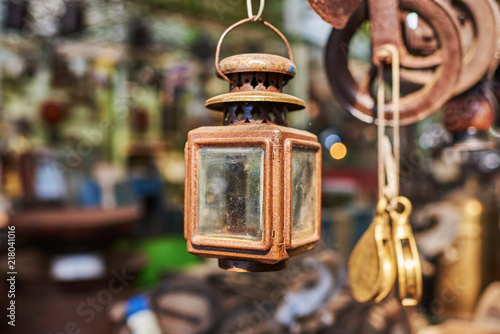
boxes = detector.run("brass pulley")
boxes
[349,197,422,305]
[390,197,422,306]
[347,45,422,305]
[348,198,396,303]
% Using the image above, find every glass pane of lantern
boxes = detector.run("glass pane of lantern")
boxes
[198,147,264,241]
[291,148,317,240]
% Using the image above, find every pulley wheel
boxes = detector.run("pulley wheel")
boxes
[326,0,463,125]
[400,0,500,95]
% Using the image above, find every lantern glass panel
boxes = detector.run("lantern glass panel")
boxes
[291,148,317,240]
[198,147,264,241]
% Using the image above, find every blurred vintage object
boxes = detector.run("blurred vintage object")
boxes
[419,283,500,334]
[319,0,500,125]
[433,181,499,319]
[324,0,463,125]
[6,203,143,333]
[151,277,222,334]
[400,0,500,95]
[10,205,139,249]
[1,249,145,334]
[419,320,500,334]
[184,15,321,272]
[108,243,346,334]
[444,91,495,134]
[475,282,500,326]
[444,90,497,152]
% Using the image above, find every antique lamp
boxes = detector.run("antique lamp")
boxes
[184,18,321,272]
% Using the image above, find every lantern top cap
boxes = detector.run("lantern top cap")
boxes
[219,53,296,78]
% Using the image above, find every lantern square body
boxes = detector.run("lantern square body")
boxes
[185,124,321,271]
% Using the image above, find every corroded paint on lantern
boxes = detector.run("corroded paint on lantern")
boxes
[185,125,321,272]
[184,18,321,272]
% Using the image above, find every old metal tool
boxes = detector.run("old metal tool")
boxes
[324,0,463,125]
[348,46,422,306]
[389,196,422,306]
[348,198,396,303]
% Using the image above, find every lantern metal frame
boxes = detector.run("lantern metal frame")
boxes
[187,136,273,252]
[185,124,322,269]
[283,138,322,251]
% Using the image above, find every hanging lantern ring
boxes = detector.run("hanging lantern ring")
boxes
[215,17,294,83]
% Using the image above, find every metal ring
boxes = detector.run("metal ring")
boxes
[215,18,294,83]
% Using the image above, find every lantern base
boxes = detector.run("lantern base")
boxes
[218,259,289,272]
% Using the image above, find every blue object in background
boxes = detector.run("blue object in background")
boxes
[130,177,163,197]
[126,294,151,318]
[35,157,67,200]
[79,179,101,207]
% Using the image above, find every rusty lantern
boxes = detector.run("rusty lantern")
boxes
[184,18,322,272]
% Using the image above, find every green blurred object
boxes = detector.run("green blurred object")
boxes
[116,235,203,288]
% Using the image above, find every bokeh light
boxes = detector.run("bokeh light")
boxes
[325,134,341,150]
[330,142,347,160]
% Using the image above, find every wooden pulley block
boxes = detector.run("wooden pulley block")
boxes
[325,0,463,125]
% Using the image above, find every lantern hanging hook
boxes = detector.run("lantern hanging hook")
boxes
[247,0,265,21]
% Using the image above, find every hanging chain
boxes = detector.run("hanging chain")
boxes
[376,44,400,210]
[246,0,265,21]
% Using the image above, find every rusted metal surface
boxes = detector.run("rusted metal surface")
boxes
[184,125,322,270]
[368,0,401,67]
[220,54,296,78]
[325,0,462,125]
[307,0,363,29]
[444,92,495,133]
[401,0,500,95]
